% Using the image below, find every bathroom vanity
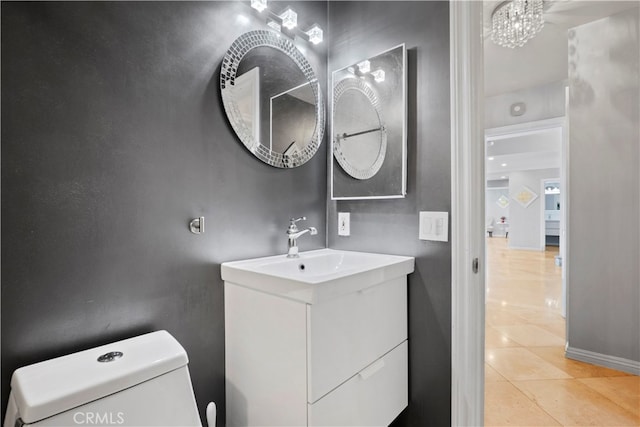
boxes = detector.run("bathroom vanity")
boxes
[222,249,414,426]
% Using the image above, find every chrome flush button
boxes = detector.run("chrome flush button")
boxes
[97,351,123,363]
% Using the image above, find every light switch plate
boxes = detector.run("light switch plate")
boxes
[419,211,449,242]
[338,212,350,236]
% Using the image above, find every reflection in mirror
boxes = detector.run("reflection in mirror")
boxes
[331,44,407,199]
[271,82,315,156]
[333,78,386,180]
[221,30,324,168]
[234,67,261,143]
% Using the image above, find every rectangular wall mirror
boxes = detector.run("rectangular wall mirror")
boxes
[331,44,407,200]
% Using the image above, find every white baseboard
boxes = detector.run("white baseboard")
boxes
[566,346,640,375]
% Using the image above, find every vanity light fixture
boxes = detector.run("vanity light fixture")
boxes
[545,186,560,194]
[245,2,322,46]
[267,18,281,32]
[305,24,323,44]
[251,0,267,13]
[357,60,371,74]
[371,69,385,83]
[279,7,297,29]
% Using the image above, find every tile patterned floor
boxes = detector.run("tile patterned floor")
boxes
[484,238,640,426]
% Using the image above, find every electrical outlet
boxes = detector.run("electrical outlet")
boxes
[338,212,350,236]
[419,211,449,242]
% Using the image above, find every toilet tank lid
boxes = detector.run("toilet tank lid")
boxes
[10,330,189,424]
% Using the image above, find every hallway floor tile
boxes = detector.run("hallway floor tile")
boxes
[484,238,640,426]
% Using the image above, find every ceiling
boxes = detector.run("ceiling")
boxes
[483,0,640,96]
[486,127,562,181]
[483,0,638,183]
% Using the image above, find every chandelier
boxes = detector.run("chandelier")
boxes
[491,0,544,48]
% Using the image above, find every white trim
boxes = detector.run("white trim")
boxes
[484,116,566,140]
[540,179,546,250]
[330,44,407,200]
[450,2,485,426]
[331,194,405,201]
[561,86,569,319]
[566,346,640,375]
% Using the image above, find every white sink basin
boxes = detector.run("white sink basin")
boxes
[221,249,415,304]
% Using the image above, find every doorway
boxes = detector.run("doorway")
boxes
[451,1,640,424]
[542,179,561,249]
[483,118,568,425]
[484,118,567,312]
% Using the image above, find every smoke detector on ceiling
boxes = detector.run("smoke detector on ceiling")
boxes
[510,102,526,116]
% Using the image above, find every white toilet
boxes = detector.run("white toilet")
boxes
[3,330,213,427]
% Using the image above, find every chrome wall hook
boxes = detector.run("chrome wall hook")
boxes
[189,217,205,234]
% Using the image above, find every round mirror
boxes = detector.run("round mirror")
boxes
[333,78,387,180]
[220,30,325,168]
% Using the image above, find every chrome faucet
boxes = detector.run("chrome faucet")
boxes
[286,217,317,258]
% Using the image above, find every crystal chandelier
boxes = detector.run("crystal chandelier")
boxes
[491,0,544,48]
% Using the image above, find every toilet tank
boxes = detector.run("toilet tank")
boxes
[4,330,201,427]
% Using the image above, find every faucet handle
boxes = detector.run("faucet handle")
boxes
[288,217,307,234]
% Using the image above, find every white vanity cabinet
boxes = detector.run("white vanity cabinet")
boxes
[224,272,409,427]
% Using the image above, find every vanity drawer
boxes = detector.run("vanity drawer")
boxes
[307,276,407,403]
[308,341,408,426]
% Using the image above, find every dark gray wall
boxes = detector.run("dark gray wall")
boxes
[327,2,452,425]
[1,2,327,424]
[567,9,640,365]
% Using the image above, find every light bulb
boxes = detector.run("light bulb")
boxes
[305,25,323,44]
[357,60,371,74]
[250,0,267,12]
[279,7,297,30]
[371,69,385,83]
[267,18,281,32]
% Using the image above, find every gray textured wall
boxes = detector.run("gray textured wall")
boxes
[327,2,452,425]
[567,9,640,364]
[1,2,327,424]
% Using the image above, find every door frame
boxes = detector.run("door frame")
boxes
[540,177,562,251]
[450,2,485,425]
[451,2,572,419]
